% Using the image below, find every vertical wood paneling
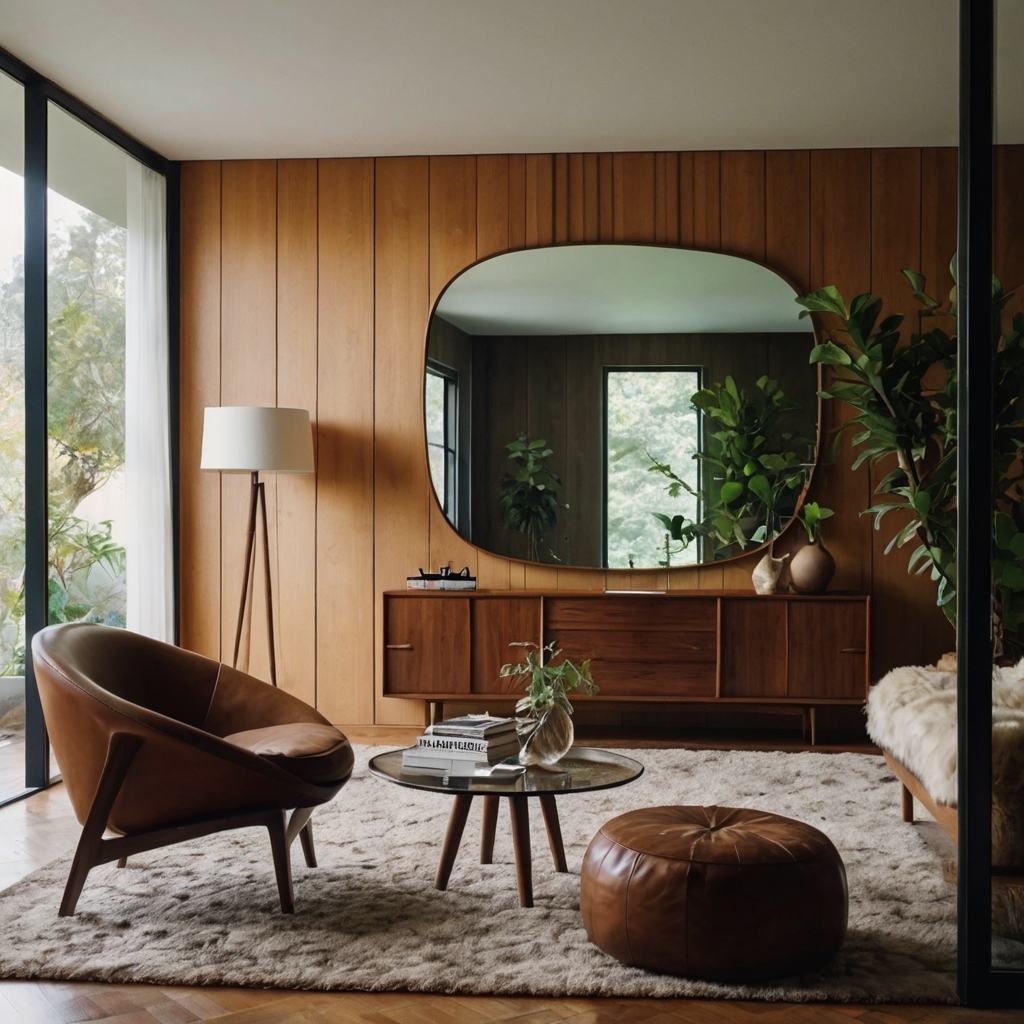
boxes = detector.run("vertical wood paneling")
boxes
[476,155,509,259]
[920,148,958,306]
[612,153,655,241]
[810,150,872,597]
[275,160,318,705]
[428,156,480,582]
[179,146,1024,725]
[654,152,679,245]
[508,155,526,250]
[678,152,695,245]
[869,148,951,675]
[720,151,765,261]
[316,158,375,726]
[525,154,554,247]
[692,152,721,250]
[374,157,431,726]
[766,151,811,292]
[220,161,278,683]
[179,162,222,660]
[598,154,614,241]
[553,153,569,243]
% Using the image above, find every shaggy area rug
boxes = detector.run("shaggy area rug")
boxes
[0,746,1000,1002]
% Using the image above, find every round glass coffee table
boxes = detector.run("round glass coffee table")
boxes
[369,746,644,907]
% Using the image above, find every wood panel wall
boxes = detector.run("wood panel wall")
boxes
[180,147,1024,728]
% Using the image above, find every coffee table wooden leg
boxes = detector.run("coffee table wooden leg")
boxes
[507,795,533,908]
[435,794,473,891]
[480,794,499,864]
[539,794,567,873]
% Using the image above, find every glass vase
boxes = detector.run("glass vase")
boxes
[519,704,574,766]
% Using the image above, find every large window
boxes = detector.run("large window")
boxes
[47,104,128,631]
[604,367,700,569]
[0,53,171,803]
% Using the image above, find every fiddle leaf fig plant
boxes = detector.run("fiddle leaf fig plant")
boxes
[499,640,599,717]
[648,375,812,559]
[797,265,1024,657]
[498,433,566,562]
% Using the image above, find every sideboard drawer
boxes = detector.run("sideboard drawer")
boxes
[554,626,717,698]
[545,596,717,633]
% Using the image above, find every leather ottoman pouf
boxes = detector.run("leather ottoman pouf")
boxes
[580,806,848,981]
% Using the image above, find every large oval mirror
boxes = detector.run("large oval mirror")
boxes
[425,245,818,570]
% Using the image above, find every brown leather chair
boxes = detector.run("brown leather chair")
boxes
[32,622,354,916]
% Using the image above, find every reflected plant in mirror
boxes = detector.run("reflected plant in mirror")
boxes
[648,374,813,562]
[498,434,566,562]
[425,245,819,570]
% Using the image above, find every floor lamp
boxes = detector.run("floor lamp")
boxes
[200,406,315,687]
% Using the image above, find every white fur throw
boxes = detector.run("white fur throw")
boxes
[867,659,1024,867]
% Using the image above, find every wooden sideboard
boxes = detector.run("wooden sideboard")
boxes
[383,590,870,740]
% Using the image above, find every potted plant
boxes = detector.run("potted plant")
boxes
[499,641,599,766]
[498,434,566,562]
[796,266,1024,655]
[790,502,836,593]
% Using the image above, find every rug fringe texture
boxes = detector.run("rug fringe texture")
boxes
[0,746,1009,1002]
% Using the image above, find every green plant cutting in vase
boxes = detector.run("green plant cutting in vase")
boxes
[790,502,836,594]
[499,641,598,766]
[799,502,834,543]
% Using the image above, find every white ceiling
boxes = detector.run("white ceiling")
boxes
[436,246,813,336]
[0,1,1021,161]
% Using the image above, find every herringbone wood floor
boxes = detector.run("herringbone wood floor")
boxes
[0,734,1016,1024]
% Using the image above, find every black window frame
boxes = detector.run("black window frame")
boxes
[0,44,177,805]
[425,357,460,528]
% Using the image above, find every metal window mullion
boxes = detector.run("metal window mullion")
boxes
[23,78,49,790]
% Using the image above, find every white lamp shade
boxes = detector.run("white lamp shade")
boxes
[200,406,315,473]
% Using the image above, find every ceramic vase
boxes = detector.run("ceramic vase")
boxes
[790,537,836,593]
[519,704,574,766]
[751,549,788,595]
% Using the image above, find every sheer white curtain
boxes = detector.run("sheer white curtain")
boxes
[125,161,173,642]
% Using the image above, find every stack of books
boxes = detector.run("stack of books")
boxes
[402,714,521,775]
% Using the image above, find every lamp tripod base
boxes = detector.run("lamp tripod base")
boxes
[232,471,278,686]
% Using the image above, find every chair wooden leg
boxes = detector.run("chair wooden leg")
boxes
[117,856,127,868]
[480,794,499,864]
[60,732,143,917]
[267,810,295,914]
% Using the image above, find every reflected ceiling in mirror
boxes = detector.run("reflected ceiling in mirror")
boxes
[425,245,818,571]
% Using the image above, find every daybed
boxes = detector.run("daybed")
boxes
[867,655,1024,938]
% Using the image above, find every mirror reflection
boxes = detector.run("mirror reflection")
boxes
[425,245,817,570]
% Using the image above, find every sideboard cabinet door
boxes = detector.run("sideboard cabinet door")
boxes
[383,596,470,695]
[470,597,543,694]
[787,599,869,699]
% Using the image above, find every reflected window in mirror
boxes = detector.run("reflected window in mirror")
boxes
[425,359,459,526]
[605,368,701,569]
